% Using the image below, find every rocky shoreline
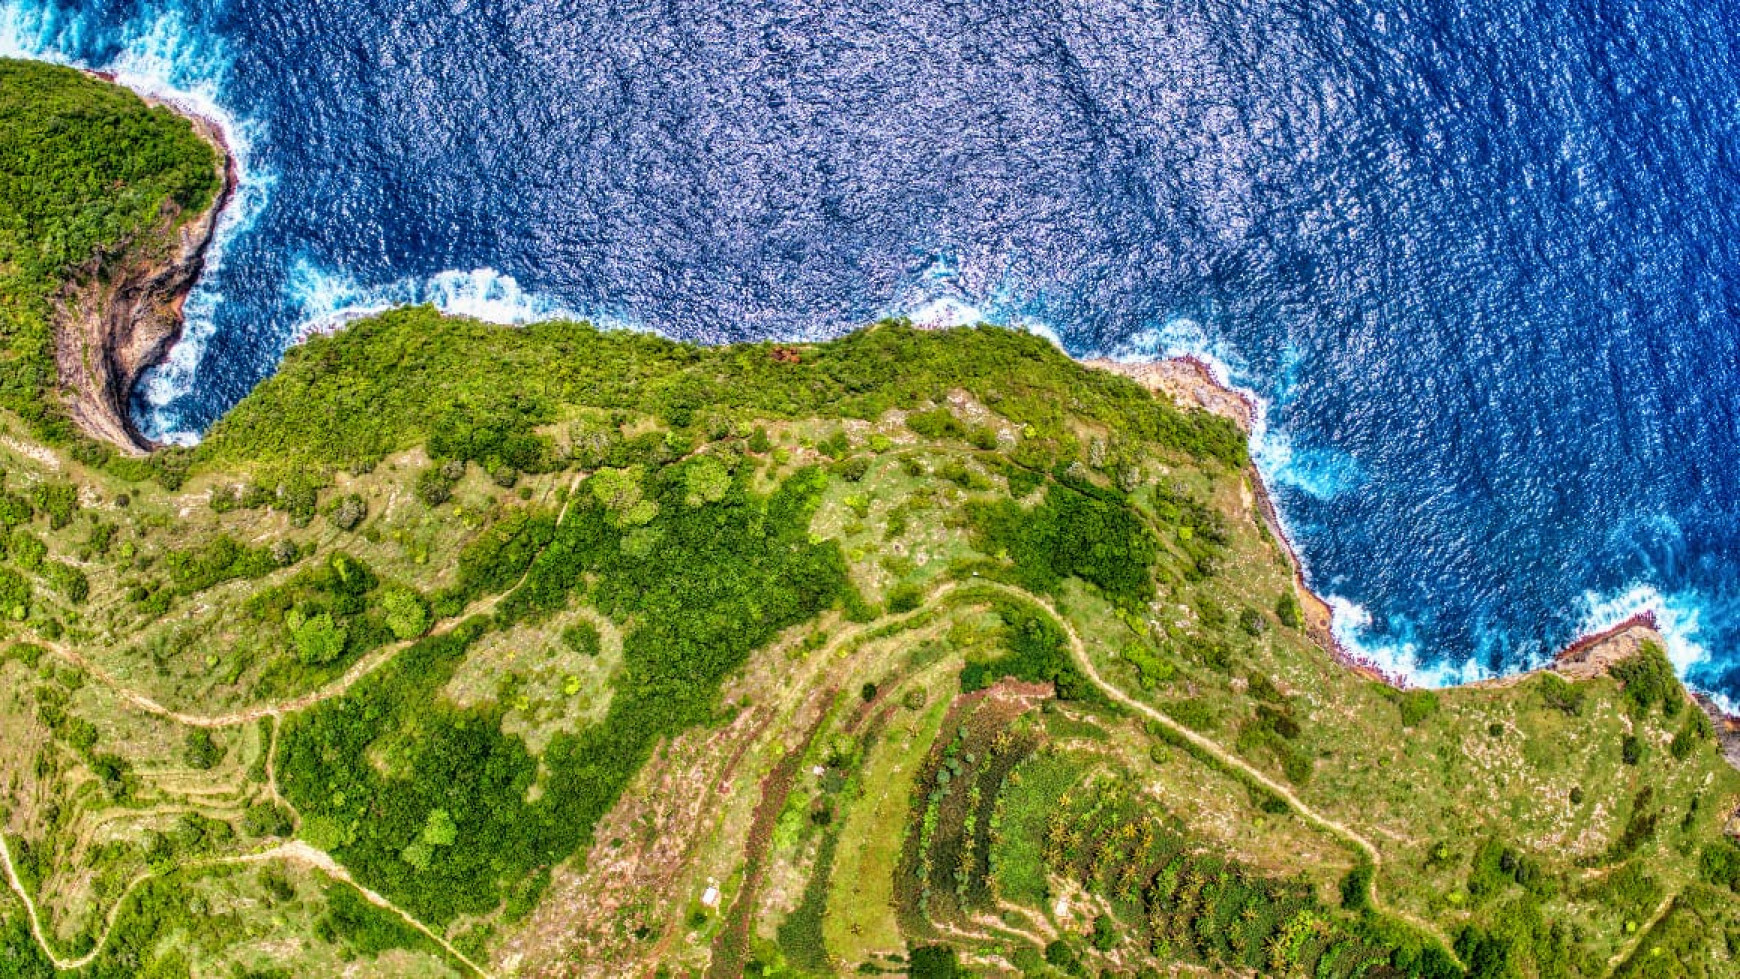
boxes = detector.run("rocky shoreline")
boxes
[1091,354,1740,754]
[51,76,234,455]
[1088,356,1392,684]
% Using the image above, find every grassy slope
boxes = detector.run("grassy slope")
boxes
[1,311,1734,975]
[195,305,1247,473]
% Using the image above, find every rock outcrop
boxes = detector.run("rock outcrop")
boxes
[51,107,231,454]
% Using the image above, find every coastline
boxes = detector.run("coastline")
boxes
[1085,356,1401,687]
[30,66,1735,738]
[51,70,235,454]
[1089,355,1740,738]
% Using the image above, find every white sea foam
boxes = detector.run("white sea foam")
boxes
[1,4,256,161]
[1326,597,1495,688]
[903,296,986,330]
[286,263,605,339]
[1104,319,1348,549]
[1255,430,1363,500]
[1322,582,1729,704]
[1576,583,1712,674]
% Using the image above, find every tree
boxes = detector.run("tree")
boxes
[379,586,429,640]
[329,493,368,531]
[287,609,348,665]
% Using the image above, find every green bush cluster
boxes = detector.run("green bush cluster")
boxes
[279,464,852,924]
[957,591,1098,703]
[969,482,1158,609]
[163,535,289,596]
[243,552,418,685]
[1610,641,1683,718]
[428,400,559,484]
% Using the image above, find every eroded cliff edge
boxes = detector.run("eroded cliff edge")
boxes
[50,94,232,455]
[1091,354,1740,771]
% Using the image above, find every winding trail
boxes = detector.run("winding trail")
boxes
[30,471,590,731]
[2,834,488,975]
[967,580,1461,959]
[28,588,508,729]
[4,559,1455,972]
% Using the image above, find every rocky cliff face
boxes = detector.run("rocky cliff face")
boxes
[51,111,230,455]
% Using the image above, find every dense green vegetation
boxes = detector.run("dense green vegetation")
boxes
[955,589,1101,704]
[0,909,52,978]
[199,308,1247,474]
[969,481,1159,609]
[279,462,853,924]
[0,59,218,441]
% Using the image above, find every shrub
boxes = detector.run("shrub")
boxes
[164,536,283,595]
[906,408,967,441]
[415,466,457,506]
[1341,861,1374,911]
[1169,697,1217,732]
[909,944,961,979]
[0,568,28,618]
[328,493,368,531]
[1239,606,1267,636]
[31,482,78,529]
[44,561,88,603]
[0,492,33,526]
[184,730,223,770]
[1670,710,1713,760]
[886,582,924,614]
[1397,689,1440,727]
[278,466,851,926]
[561,620,601,657]
[1538,672,1586,715]
[379,586,430,640]
[244,801,294,839]
[832,456,870,482]
[1699,838,1740,891]
[1611,640,1682,718]
[287,610,348,665]
[1275,591,1302,629]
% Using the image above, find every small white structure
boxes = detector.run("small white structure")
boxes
[701,885,721,909]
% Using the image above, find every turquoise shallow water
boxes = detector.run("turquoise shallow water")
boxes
[5,0,1740,697]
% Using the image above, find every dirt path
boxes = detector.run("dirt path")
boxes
[30,596,497,729]
[271,840,492,977]
[33,475,595,731]
[967,580,1461,959]
[8,566,1455,972]
[0,558,543,972]
[1,833,490,976]
[1603,890,1675,976]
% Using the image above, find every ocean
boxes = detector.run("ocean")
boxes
[5,0,1739,699]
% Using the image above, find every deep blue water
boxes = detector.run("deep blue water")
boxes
[6,0,1740,697]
